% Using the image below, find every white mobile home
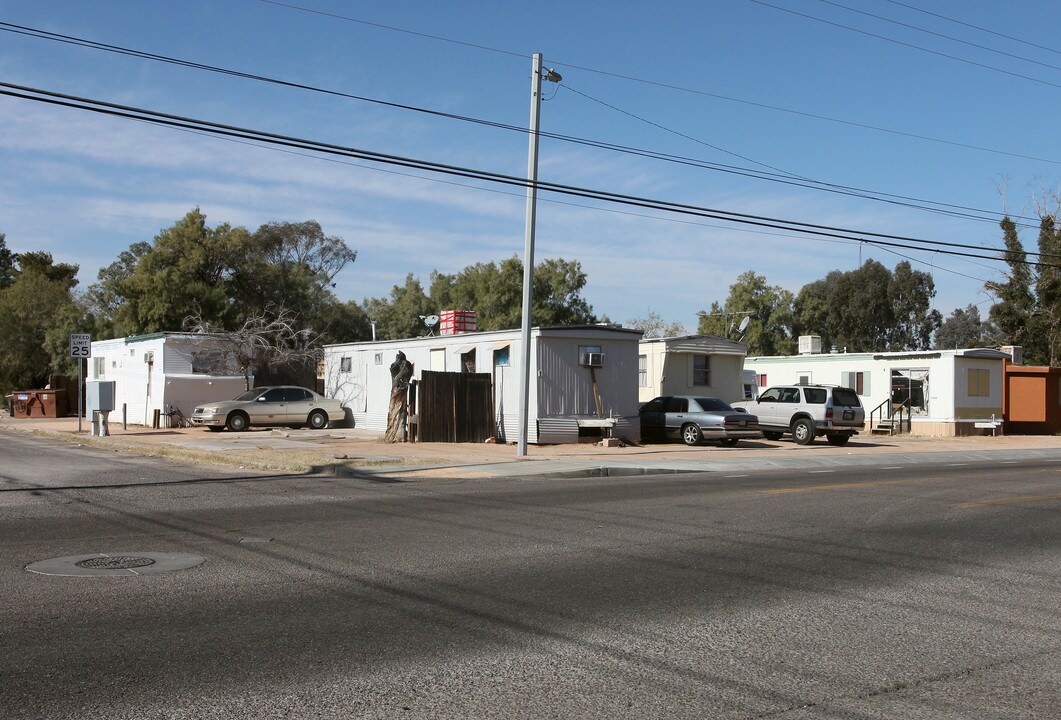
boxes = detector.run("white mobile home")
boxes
[744,347,1009,436]
[89,333,248,426]
[637,334,748,404]
[324,325,644,444]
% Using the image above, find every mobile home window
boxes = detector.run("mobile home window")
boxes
[494,345,510,367]
[191,350,224,374]
[93,357,105,377]
[339,356,352,373]
[692,355,710,386]
[841,371,870,396]
[461,348,476,373]
[638,355,648,387]
[968,368,990,397]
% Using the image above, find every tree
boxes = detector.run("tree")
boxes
[230,220,357,319]
[88,211,359,343]
[364,274,435,340]
[428,256,596,331]
[1034,215,1061,365]
[183,309,322,391]
[697,271,796,355]
[986,216,1048,364]
[792,276,835,349]
[103,209,249,335]
[934,304,993,349]
[0,253,80,394]
[625,308,688,338]
[792,260,940,352]
[887,261,942,350]
[0,233,16,290]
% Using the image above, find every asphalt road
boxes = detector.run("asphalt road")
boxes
[2,432,1059,719]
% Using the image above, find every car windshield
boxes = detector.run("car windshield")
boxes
[692,397,733,412]
[233,388,266,401]
[832,388,861,407]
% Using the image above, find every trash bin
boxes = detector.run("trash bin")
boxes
[10,389,68,418]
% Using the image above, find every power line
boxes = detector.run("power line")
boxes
[2,80,1057,269]
[883,0,1061,58]
[747,0,1061,91]
[816,0,1061,74]
[0,20,1042,228]
[246,0,1061,168]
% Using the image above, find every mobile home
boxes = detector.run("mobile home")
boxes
[324,325,644,444]
[744,346,1009,436]
[89,333,247,426]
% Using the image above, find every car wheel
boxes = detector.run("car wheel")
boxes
[792,418,815,445]
[307,410,328,430]
[207,426,224,433]
[826,433,850,446]
[719,438,739,447]
[763,431,783,441]
[226,412,249,432]
[681,424,703,446]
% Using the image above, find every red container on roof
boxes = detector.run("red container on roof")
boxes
[439,310,476,335]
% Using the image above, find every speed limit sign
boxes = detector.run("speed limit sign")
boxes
[70,333,92,359]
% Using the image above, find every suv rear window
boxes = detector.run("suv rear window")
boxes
[803,388,827,403]
[832,388,861,407]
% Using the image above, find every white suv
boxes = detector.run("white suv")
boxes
[733,384,865,446]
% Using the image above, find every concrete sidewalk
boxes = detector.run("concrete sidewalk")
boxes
[3,414,1061,478]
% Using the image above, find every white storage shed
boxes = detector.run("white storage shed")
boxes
[324,325,644,444]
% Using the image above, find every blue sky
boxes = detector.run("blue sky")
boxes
[2,0,1059,333]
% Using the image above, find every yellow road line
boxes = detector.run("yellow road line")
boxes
[954,493,1061,509]
[762,479,909,495]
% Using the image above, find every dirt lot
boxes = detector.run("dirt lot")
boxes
[4,413,1059,478]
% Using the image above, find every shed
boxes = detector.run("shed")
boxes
[637,334,747,404]
[1004,363,1061,434]
[89,333,248,426]
[744,348,1009,436]
[324,325,644,444]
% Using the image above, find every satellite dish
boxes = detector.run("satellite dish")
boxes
[420,314,440,335]
[737,316,750,333]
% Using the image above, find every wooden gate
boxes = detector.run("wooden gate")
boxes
[416,371,495,443]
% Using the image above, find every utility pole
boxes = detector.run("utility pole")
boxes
[516,53,561,457]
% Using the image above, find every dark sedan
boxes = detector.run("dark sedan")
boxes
[640,395,762,446]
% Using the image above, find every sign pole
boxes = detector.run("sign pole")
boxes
[70,333,91,433]
[78,358,83,433]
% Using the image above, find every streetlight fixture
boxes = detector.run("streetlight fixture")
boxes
[517,53,562,457]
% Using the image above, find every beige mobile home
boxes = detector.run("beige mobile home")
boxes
[638,335,748,404]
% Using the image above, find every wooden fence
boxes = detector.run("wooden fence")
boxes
[415,371,495,443]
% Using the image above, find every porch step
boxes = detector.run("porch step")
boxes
[871,420,896,435]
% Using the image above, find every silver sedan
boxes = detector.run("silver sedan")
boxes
[191,386,345,432]
[639,395,762,446]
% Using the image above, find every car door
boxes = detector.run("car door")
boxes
[754,387,783,427]
[663,396,689,439]
[253,387,288,424]
[285,387,313,424]
[639,397,667,441]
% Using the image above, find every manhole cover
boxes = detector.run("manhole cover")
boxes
[75,556,157,570]
[25,552,206,577]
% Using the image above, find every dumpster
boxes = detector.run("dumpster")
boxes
[10,389,68,418]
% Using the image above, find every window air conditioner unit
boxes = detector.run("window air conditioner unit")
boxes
[580,352,605,368]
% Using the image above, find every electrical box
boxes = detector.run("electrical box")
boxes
[86,380,116,414]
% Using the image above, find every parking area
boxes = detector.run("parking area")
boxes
[4,412,1061,478]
